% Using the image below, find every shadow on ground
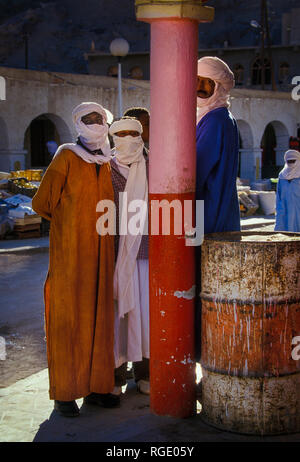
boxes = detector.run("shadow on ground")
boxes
[32,381,300,443]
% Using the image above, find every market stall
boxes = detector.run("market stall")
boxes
[0,169,45,240]
[237,177,277,218]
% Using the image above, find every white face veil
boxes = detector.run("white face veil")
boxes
[109,118,144,165]
[109,118,148,320]
[72,102,113,154]
[279,150,300,180]
[196,57,235,124]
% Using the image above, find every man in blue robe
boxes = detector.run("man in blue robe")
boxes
[196,56,240,234]
[195,57,240,363]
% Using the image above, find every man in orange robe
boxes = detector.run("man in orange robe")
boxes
[32,102,118,417]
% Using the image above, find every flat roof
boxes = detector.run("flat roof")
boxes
[85,44,299,57]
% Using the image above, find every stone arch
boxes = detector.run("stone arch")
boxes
[0,115,9,150]
[24,113,72,168]
[45,113,72,144]
[0,116,12,172]
[260,120,289,178]
[237,119,254,149]
[236,119,254,179]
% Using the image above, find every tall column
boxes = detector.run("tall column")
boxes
[253,147,263,180]
[239,149,256,181]
[275,148,285,167]
[135,0,214,418]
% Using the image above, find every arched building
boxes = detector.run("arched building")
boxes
[0,66,299,181]
[231,89,299,181]
[0,66,149,172]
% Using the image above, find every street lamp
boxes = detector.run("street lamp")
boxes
[109,38,130,118]
[250,18,265,89]
[250,20,260,29]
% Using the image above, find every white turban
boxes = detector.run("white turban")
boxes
[72,102,113,154]
[197,56,235,124]
[279,150,300,180]
[109,118,143,136]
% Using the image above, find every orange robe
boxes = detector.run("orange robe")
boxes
[32,149,115,401]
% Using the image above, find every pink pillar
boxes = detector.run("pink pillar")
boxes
[136,1,214,418]
[149,19,198,418]
[150,19,197,195]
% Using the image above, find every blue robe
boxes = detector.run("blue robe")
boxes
[196,107,240,234]
[195,107,240,361]
[274,178,300,232]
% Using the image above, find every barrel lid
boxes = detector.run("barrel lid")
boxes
[204,231,300,243]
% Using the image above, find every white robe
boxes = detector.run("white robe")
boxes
[114,162,149,368]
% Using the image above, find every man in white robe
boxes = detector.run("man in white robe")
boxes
[109,117,150,396]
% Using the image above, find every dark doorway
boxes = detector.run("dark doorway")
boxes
[25,116,59,167]
[261,123,277,178]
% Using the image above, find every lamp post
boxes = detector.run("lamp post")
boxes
[250,0,276,91]
[109,38,130,118]
[250,19,265,89]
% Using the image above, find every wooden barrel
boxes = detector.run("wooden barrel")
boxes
[200,231,300,435]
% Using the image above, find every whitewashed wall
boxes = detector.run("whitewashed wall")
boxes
[0,67,299,179]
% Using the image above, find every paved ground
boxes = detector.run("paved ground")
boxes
[2,215,300,443]
[240,215,275,231]
[1,368,300,443]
